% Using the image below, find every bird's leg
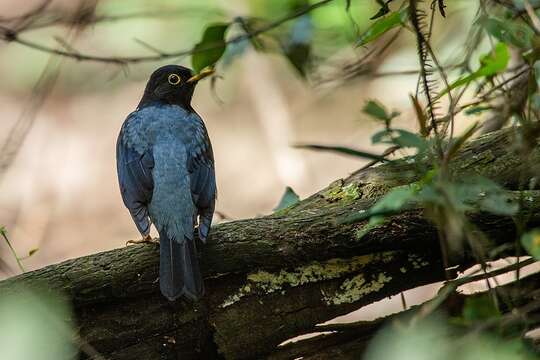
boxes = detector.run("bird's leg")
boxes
[126,234,157,246]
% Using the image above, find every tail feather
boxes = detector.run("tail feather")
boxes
[198,215,212,242]
[197,202,215,243]
[159,231,203,301]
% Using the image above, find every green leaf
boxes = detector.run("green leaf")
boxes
[363,100,400,122]
[357,7,408,46]
[450,176,518,215]
[440,43,510,96]
[474,42,510,75]
[192,23,230,73]
[295,144,387,161]
[344,185,418,224]
[521,229,540,259]
[274,186,300,211]
[482,17,534,49]
[445,122,479,161]
[463,294,501,323]
[363,100,387,121]
[372,129,428,153]
[369,186,418,215]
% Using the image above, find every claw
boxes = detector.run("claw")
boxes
[126,234,156,246]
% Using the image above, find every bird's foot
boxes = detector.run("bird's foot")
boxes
[126,234,157,246]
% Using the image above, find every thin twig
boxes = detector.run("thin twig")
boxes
[0,228,25,273]
[523,0,540,33]
[0,0,335,65]
[413,257,537,323]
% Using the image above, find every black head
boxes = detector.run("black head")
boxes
[138,65,199,111]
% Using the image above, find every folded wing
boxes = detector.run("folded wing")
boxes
[187,121,216,241]
[116,114,154,236]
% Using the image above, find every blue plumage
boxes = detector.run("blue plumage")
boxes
[116,65,216,301]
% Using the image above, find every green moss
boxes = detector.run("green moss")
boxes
[324,272,392,305]
[324,181,362,202]
[221,285,251,308]
[220,252,395,308]
[358,182,390,199]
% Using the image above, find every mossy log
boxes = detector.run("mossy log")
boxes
[0,129,539,359]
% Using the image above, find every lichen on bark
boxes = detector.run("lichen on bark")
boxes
[220,252,396,308]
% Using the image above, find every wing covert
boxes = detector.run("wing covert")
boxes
[116,116,154,236]
[187,122,216,241]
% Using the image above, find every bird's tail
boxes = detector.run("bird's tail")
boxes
[159,231,203,301]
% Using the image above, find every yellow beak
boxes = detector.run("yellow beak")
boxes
[186,67,215,83]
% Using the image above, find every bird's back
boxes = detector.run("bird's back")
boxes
[118,104,214,300]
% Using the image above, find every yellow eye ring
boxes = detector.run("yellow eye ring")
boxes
[168,73,181,85]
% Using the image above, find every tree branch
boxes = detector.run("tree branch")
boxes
[270,271,540,360]
[0,128,539,359]
[0,0,335,65]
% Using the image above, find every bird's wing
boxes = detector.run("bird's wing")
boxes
[187,119,216,242]
[116,112,154,236]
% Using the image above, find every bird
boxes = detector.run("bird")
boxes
[116,65,216,301]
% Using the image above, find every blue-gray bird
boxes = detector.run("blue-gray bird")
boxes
[116,65,216,301]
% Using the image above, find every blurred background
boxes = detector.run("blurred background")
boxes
[0,0,487,308]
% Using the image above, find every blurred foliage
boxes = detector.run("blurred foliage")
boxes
[363,99,400,125]
[0,287,75,360]
[191,23,229,72]
[358,6,408,46]
[441,42,510,96]
[461,294,501,324]
[521,229,540,259]
[365,315,535,360]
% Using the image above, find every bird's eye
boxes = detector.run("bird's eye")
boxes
[168,73,181,85]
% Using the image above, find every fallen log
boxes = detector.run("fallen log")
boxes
[1,128,538,359]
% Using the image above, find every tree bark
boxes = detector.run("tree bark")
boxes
[270,271,540,360]
[0,128,538,359]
